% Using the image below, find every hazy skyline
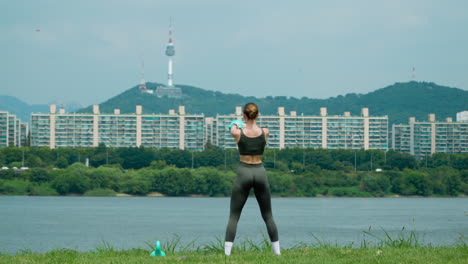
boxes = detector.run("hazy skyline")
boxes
[1,0,468,106]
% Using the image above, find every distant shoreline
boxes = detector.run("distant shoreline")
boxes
[1,194,466,198]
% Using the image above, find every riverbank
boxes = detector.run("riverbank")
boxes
[1,161,467,198]
[1,247,467,264]
[2,193,466,198]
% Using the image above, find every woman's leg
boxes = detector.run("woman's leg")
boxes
[225,165,252,243]
[253,166,280,254]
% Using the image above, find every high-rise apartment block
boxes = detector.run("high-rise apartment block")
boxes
[392,114,468,158]
[0,111,28,147]
[30,105,204,150]
[28,105,468,157]
[30,105,388,151]
[209,107,388,150]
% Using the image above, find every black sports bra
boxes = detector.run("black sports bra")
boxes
[237,128,267,155]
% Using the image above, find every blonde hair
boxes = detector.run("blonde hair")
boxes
[243,103,259,120]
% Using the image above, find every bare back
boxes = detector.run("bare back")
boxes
[231,123,269,164]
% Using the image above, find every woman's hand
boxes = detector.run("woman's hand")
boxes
[228,120,244,130]
[229,120,243,143]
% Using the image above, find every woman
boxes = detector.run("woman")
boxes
[224,103,280,256]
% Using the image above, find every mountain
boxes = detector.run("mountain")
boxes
[344,82,468,125]
[0,96,48,122]
[78,81,468,126]
[0,96,82,123]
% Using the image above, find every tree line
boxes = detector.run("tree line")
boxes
[1,144,467,171]
[0,144,467,197]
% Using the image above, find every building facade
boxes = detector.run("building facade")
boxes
[0,111,28,147]
[24,104,468,156]
[0,112,8,147]
[392,114,468,158]
[30,105,205,150]
[457,111,468,122]
[211,106,388,150]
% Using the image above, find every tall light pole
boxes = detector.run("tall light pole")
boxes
[354,150,357,172]
[224,150,227,171]
[274,149,276,169]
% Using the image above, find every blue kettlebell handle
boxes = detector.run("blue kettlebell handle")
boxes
[229,120,244,130]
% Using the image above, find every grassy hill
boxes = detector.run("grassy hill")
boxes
[78,81,468,125]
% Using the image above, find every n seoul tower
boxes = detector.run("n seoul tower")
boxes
[165,18,175,87]
[155,18,182,98]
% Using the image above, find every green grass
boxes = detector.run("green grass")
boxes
[83,188,117,197]
[1,232,467,264]
[29,183,59,196]
[1,247,467,264]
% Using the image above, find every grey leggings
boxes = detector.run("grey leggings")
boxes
[225,162,279,242]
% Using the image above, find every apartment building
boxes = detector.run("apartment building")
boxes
[392,114,468,158]
[30,105,205,150]
[211,106,388,150]
[0,112,8,147]
[0,111,28,147]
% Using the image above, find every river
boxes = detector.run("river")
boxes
[0,196,466,254]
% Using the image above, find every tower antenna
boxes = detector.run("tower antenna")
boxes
[139,59,147,90]
[165,17,175,87]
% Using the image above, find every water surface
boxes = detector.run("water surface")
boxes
[0,196,466,253]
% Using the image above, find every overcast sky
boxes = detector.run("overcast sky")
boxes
[1,0,467,106]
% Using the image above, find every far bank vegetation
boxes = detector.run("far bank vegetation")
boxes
[0,145,467,197]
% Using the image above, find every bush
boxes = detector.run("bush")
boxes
[360,174,391,194]
[462,183,468,195]
[444,172,462,196]
[51,164,91,195]
[192,168,233,197]
[119,171,151,195]
[88,166,122,191]
[268,171,293,195]
[84,188,117,197]
[0,169,15,180]
[150,160,167,170]
[28,168,52,183]
[0,179,31,195]
[293,173,318,197]
[400,169,432,196]
[29,184,59,196]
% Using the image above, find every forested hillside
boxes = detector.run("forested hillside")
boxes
[78,81,468,125]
